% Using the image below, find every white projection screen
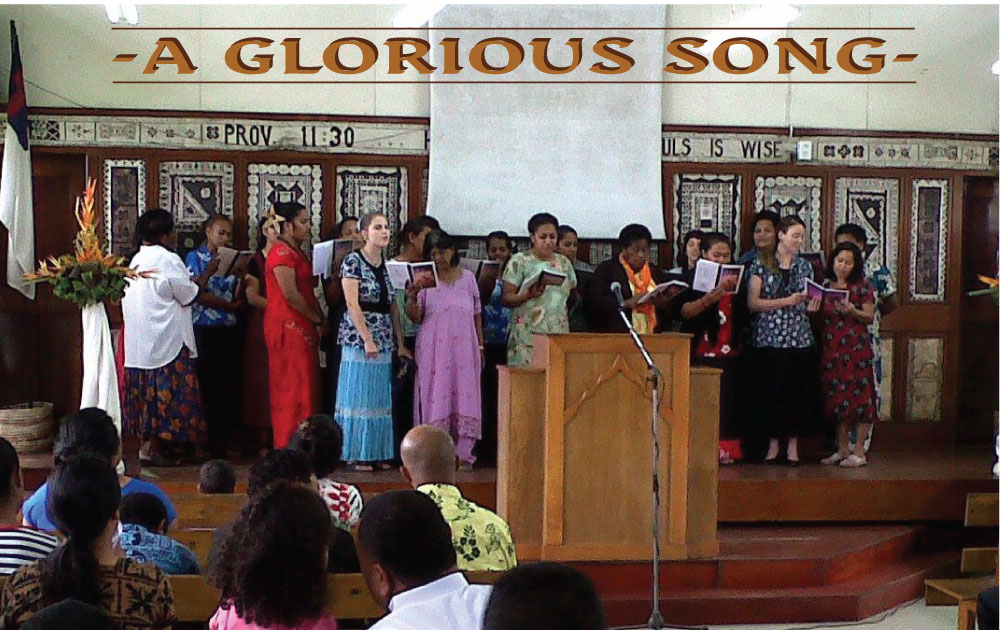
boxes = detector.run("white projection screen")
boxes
[427,5,666,239]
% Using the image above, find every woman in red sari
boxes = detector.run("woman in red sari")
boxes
[264,202,325,448]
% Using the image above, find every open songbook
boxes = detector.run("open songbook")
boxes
[637,279,689,305]
[459,258,501,284]
[517,269,567,297]
[312,239,357,278]
[213,247,253,277]
[386,260,440,291]
[691,259,744,294]
[803,279,849,304]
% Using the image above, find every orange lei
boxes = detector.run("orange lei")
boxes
[620,253,657,334]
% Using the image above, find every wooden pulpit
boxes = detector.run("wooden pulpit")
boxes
[497,333,720,562]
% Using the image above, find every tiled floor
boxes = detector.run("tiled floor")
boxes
[706,598,956,630]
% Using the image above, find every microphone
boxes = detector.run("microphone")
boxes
[610,281,624,306]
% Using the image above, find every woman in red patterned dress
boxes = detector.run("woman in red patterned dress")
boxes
[811,242,877,468]
[264,202,325,449]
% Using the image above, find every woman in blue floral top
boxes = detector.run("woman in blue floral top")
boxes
[185,214,246,459]
[478,230,514,465]
[335,212,412,471]
[747,215,815,466]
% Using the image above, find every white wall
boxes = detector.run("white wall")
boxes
[0,4,996,134]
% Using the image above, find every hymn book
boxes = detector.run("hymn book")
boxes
[459,258,501,284]
[637,280,689,305]
[517,268,568,296]
[312,239,357,279]
[804,279,849,304]
[691,259,744,294]
[213,247,253,277]
[386,260,440,291]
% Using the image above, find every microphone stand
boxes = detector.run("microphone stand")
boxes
[611,298,708,630]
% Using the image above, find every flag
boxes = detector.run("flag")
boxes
[0,21,34,299]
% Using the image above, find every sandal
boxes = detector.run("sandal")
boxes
[820,452,848,465]
[347,463,374,472]
[839,454,868,468]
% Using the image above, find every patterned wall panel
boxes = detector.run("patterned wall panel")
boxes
[247,163,323,249]
[879,336,894,421]
[158,161,235,253]
[909,179,949,302]
[335,166,408,250]
[906,337,944,422]
[673,173,742,257]
[103,159,146,259]
[833,177,900,279]
[754,175,823,253]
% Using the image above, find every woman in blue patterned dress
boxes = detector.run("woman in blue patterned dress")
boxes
[747,215,815,466]
[335,212,412,471]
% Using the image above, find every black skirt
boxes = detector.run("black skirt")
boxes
[749,346,818,438]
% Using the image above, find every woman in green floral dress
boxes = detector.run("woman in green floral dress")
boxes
[501,213,577,366]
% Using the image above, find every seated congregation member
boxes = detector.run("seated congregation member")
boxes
[584,223,675,334]
[406,230,484,469]
[289,415,363,530]
[483,563,605,630]
[834,223,897,454]
[265,202,324,449]
[23,408,177,531]
[209,481,337,630]
[119,493,200,575]
[186,214,246,458]
[501,213,577,366]
[400,426,516,571]
[736,210,780,265]
[2,454,175,630]
[556,225,591,332]
[811,242,877,468]
[199,459,237,494]
[337,213,412,471]
[122,209,209,466]
[0,438,59,575]
[675,233,748,464]
[20,600,121,630]
[747,216,815,466]
[358,491,492,630]
[668,229,703,274]
[242,215,280,454]
[478,231,514,466]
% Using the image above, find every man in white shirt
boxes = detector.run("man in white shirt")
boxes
[358,490,491,630]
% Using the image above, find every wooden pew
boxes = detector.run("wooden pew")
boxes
[925,492,999,630]
[172,494,246,529]
[170,571,504,623]
[171,529,215,568]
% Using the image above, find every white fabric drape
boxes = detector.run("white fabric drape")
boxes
[80,303,122,434]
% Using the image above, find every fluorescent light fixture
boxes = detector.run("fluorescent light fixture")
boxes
[730,4,801,29]
[105,3,139,25]
[992,60,1000,75]
[393,3,446,28]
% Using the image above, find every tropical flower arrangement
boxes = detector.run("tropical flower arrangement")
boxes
[25,177,149,308]
[968,274,999,304]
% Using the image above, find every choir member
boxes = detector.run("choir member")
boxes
[242,215,279,454]
[583,223,674,334]
[813,242,877,468]
[669,229,704,274]
[747,215,815,466]
[406,230,484,469]
[336,212,411,471]
[478,231,514,465]
[322,216,363,417]
[557,225,591,332]
[264,202,323,449]
[501,213,577,366]
[736,210,780,265]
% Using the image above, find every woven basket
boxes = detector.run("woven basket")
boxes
[0,402,55,454]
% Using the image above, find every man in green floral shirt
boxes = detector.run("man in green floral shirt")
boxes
[401,426,517,571]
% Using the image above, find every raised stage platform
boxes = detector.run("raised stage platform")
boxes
[18,449,997,626]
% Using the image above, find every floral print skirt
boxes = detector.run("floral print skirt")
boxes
[123,347,208,445]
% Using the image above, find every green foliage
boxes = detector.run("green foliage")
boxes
[39,265,129,309]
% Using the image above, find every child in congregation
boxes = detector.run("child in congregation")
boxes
[288,415,363,531]
[208,481,338,630]
[557,225,591,332]
[199,459,237,494]
[810,242,877,468]
[674,233,748,464]
[0,438,59,576]
[22,408,178,531]
[119,493,201,575]
[833,223,897,454]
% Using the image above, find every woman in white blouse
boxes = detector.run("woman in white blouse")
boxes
[122,209,213,466]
